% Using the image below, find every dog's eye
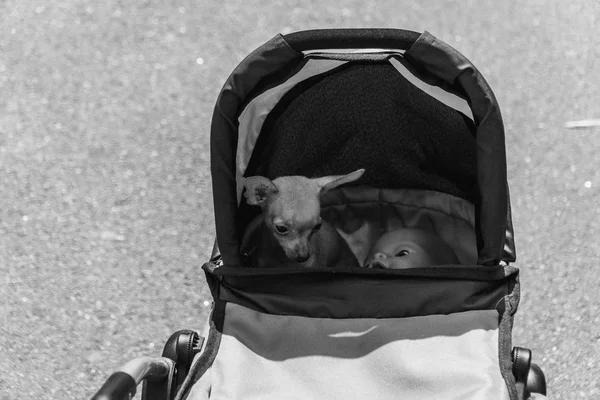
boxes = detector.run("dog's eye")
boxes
[395,250,409,257]
[275,225,289,235]
[312,223,322,232]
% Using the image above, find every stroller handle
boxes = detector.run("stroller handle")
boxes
[283,28,421,52]
[91,357,174,400]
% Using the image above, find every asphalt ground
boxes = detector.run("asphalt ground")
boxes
[1,1,599,399]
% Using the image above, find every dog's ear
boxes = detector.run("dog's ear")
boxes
[314,169,365,193]
[243,176,278,207]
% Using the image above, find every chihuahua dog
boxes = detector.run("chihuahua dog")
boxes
[241,169,365,268]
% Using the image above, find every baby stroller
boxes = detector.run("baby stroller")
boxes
[92,29,547,400]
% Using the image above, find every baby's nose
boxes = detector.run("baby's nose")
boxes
[373,252,387,260]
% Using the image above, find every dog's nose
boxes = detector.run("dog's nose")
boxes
[295,254,310,263]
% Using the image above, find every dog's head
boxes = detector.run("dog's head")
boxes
[243,169,365,263]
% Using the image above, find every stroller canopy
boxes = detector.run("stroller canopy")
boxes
[209,29,515,267]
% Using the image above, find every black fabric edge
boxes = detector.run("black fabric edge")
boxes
[204,262,513,281]
[208,264,517,319]
[503,184,517,262]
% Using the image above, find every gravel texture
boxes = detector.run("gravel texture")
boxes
[1,1,599,399]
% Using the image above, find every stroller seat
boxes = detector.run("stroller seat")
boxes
[188,303,506,399]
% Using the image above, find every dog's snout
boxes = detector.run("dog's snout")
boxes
[295,253,310,263]
[279,237,311,263]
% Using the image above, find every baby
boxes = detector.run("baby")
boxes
[365,228,460,269]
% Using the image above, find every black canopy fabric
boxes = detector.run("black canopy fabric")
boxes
[247,61,478,199]
[210,30,515,267]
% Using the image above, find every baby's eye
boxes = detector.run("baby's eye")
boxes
[395,250,409,257]
[275,225,289,235]
[312,223,322,232]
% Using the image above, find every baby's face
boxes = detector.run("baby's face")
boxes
[367,229,459,269]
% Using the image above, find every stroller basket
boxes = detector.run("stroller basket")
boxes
[92,29,546,400]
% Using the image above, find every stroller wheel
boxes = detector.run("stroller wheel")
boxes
[512,346,547,398]
[142,330,204,400]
